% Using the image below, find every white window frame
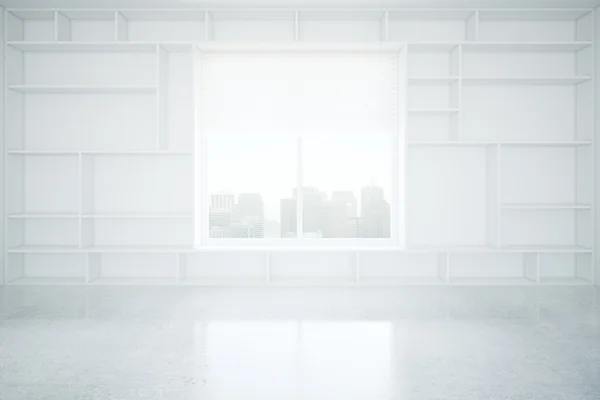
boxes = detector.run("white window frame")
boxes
[194,47,407,249]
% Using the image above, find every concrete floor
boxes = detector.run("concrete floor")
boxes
[0,286,599,399]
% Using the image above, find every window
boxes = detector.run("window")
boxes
[201,52,399,243]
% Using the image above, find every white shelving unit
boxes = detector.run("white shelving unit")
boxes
[1,7,596,286]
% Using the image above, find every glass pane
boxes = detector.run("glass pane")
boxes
[207,134,296,239]
[302,133,392,238]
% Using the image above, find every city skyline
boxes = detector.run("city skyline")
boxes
[209,183,391,239]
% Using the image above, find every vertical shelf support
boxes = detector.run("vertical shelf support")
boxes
[396,46,407,247]
[192,46,207,247]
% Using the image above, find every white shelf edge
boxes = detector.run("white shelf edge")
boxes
[7,150,192,155]
[407,141,591,146]
[7,213,79,219]
[81,214,193,219]
[500,204,592,210]
[408,109,460,114]
[8,85,157,94]
[6,246,592,254]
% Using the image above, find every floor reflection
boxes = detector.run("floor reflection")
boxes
[202,321,392,399]
[0,287,598,399]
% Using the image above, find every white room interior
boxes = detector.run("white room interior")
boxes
[0,1,599,287]
[0,0,599,398]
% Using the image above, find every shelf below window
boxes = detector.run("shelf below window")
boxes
[89,277,179,286]
[450,277,537,286]
[180,277,267,286]
[359,277,446,286]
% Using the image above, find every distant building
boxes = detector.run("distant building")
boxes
[360,185,390,238]
[211,193,235,210]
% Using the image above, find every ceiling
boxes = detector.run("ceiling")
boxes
[2,0,599,8]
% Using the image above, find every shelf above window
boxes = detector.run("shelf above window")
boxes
[8,85,157,94]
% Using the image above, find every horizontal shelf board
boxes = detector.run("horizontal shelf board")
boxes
[408,141,591,147]
[499,141,592,147]
[8,9,55,19]
[85,246,193,253]
[408,142,495,146]
[408,109,459,114]
[195,42,405,52]
[499,245,592,253]
[359,277,446,286]
[9,85,157,94]
[7,277,87,286]
[408,77,459,83]
[268,277,357,286]
[404,246,498,252]
[180,277,268,286]
[209,10,296,20]
[8,150,192,155]
[90,277,179,286]
[8,246,82,253]
[450,277,536,286]
[8,41,591,53]
[538,277,593,285]
[8,213,79,219]
[501,204,592,210]
[82,214,193,219]
[120,9,206,20]
[462,76,591,84]
[59,10,117,20]
[477,9,591,20]
[8,42,158,52]
[408,41,592,52]
[461,42,592,52]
